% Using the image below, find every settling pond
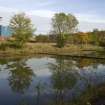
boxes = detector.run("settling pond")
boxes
[0,55,105,105]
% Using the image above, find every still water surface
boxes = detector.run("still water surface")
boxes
[0,55,105,105]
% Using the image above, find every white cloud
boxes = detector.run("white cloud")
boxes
[0,6,55,18]
[0,6,19,13]
[76,13,105,23]
[27,10,55,18]
[0,6,105,33]
[35,1,55,7]
[79,22,105,32]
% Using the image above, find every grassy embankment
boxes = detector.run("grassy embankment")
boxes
[0,42,104,58]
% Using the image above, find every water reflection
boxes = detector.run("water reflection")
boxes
[0,56,105,105]
[34,81,46,105]
[77,57,105,69]
[7,58,34,94]
[18,100,30,105]
[48,56,77,105]
[72,84,105,105]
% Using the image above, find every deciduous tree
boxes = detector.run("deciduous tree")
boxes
[51,13,78,48]
[9,13,36,47]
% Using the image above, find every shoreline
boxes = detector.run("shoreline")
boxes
[0,43,105,59]
[0,50,105,59]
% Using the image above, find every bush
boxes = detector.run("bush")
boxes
[99,41,105,47]
[35,35,50,43]
[7,40,24,48]
[0,42,8,50]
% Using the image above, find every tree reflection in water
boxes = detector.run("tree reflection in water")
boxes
[0,56,105,105]
[77,57,105,69]
[8,59,34,94]
[34,80,46,105]
[49,56,105,105]
[18,100,30,105]
[49,56,78,105]
[71,84,105,105]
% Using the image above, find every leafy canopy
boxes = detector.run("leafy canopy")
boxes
[51,13,78,47]
[9,13,36,46]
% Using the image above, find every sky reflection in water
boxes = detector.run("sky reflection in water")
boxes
[0,56,105,105]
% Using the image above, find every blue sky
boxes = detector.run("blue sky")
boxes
[0,0,105,34]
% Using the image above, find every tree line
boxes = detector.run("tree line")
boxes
[1,12,105,48]
[35,30,105,46]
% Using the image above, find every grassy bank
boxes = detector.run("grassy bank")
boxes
[0,42,105,58]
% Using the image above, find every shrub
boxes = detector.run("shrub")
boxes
[0,42,8,50]
[35,35,50,43]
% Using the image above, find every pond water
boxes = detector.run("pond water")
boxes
[0,55,105,105]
